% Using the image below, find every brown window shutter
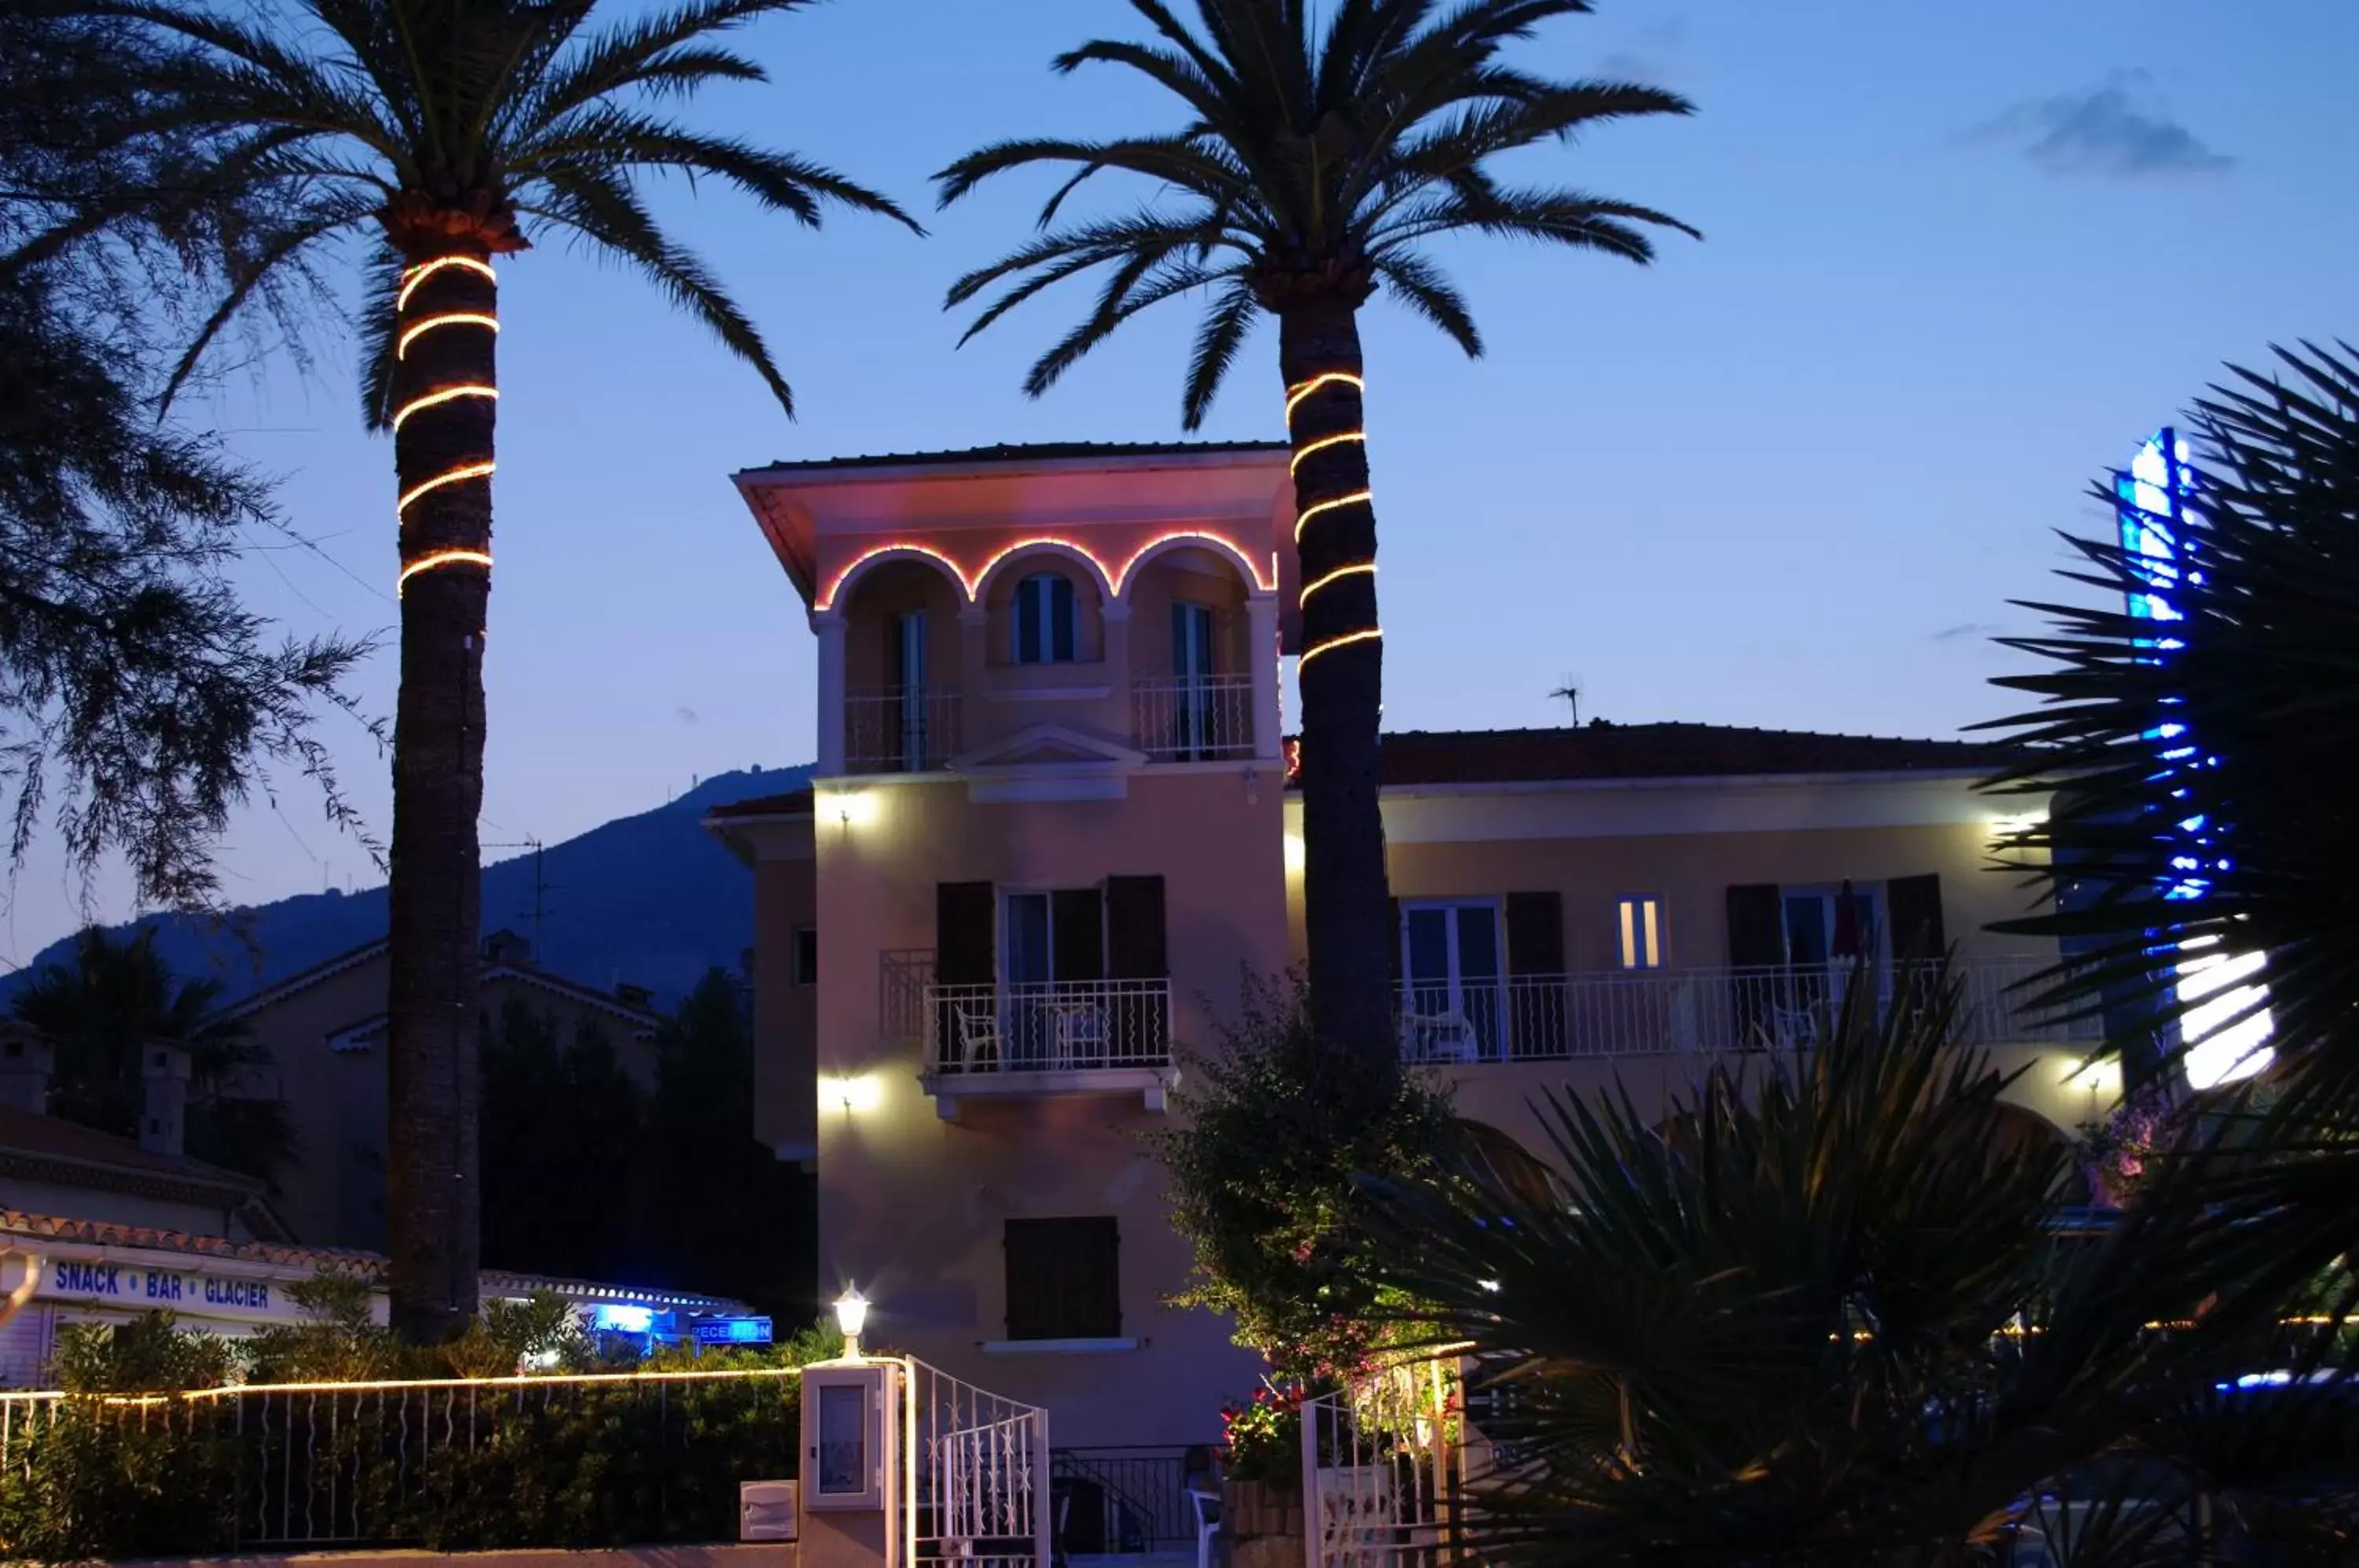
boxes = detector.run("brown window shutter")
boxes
[937,882,995,985]
[1504,893,1564,977]
[1886,874,1946,960]
[1052,888,1105,981]
[1387,898,1403,988]
[1104,876,1167,978]
[1725,883,1783,1051]
[1004,1216,1120,1340]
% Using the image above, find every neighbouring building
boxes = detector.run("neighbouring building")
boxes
[215,930,664,1250]
[0,1023,749,1382]
[707,441,2111,1457]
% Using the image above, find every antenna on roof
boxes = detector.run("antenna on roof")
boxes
[1549,675,1584,728]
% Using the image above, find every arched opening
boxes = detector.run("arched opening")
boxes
[836,554,965,772]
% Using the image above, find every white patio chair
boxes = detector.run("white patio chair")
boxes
[1407,1010,1481,1062]
[954,1004,1003,1070]
[1187,1487,1221,1568]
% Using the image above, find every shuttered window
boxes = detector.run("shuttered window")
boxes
[1012,572,1077,664]
[1004,1217,1121,1340]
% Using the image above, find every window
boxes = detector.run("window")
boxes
[1004,1216,1121,1340]
[1011,572,1077,664]
[1780,885,1879,969]
[1400,900,1501,1058]
[793,926,819,987]
[1617,896,1665,970]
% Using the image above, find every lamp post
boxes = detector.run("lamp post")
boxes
[834,1286,869,1361]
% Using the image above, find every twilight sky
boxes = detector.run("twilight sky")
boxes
[6,0,2354,969]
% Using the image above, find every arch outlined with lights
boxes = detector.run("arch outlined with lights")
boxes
[814,543,972,613]
[1112,532,1275,601]
[966,537,1120,609]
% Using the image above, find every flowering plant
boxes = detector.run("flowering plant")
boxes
[1220,1382,1305,1485]
[2079,1084,2184,1206]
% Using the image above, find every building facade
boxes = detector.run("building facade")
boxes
[217,931,664,1250]
[710,444,2109,1453]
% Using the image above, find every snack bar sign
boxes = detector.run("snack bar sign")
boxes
[46,1258,286,1318]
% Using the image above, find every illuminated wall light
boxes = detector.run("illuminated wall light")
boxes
[1288,430,1366,474]
[1283,833,1306,875]
[820,1073,884,1114]
[1284,370,1364,420]
[397,548,494,595]
[1298,561,1375,607]
[397,311,500,359]
[397,459,497,516]
[1297,627,1383,671]
[2061,1057,2121,1096]
[1294,488,1373,544]
[391,383,499,432]
[826,790,878,828]
[396,254,498,310]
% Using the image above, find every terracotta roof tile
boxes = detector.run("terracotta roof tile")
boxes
[0,1104,263,1195]
[1309,723,2019,789]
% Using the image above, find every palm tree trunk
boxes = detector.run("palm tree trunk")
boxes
[384,248,497,1342]
[1279,299,1397,1097]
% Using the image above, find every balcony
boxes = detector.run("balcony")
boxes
[915,977,1177,1117]
[1132,674,1255,763]
[845,686,961,774]
[1395,959,2100,1065]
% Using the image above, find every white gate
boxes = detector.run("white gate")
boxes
[1301,1355,1474,1568]
[903,1359,1051,1568]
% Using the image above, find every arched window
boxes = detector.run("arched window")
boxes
[1011,571,1077,664]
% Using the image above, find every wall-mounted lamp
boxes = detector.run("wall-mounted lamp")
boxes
[827,791,877,830]
[834,1286,870,1360]
[821,1073,884,1116]
[1283,834,1306,876]
[2061,1056,2121,1097]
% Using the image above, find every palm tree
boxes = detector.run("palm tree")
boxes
[937,0,1695,1078]
[11,926,297,1188]
[64,0,916,1340]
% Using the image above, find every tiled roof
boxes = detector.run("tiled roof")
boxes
[0,1104,264,1197]
[704,789,815,821]
[215,935,662,1030]
[0,1209,377,1275]
[1346,723,2019,789]
[738,440,1287,477]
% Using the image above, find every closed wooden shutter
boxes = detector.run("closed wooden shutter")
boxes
[1386,898,1403,988]
[937,882,995,984]
[1886,874,1946,959]
[1726,883,1783,1051]
[1004,1216,1121,1340]
[1504,892,1566,1058]
[1051,889,1105,981]
[1105,877,1166,1058]
[1104,877,1166,977]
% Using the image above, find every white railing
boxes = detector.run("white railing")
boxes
[1397,959,2100,1064]
[905,1359,1049,1568]
[845,686,960,773]
[923,979,1172,1074]
[1132,674,1253,761]
[1302,1355,1467,1568]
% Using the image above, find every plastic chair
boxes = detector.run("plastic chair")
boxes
[1187,1487,1222,1568]
[955,1005,1003,1070]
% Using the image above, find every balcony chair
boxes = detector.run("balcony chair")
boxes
[1051,1001,1110,1067]
[953,1005,1003,1071]
[1404,1010,1481,1063]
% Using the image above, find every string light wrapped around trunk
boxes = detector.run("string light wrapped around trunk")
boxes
[393,254,499,595]
[1286,370,1381,670]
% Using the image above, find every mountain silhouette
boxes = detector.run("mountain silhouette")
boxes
[2,765,810,1012]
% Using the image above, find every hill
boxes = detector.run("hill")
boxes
[1,765,809,1011]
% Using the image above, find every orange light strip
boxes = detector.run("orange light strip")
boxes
[1294,488,1372,544]
[1111,531,1277,595]
[391,383,499,432]
[1298,561,1375,607]
[1289,430,1367,475]
[397,459,496,516]
[815,532,1281,612]
[968,536,1114,602]
[813,541,974,613]
[1285,370,1364,421]
[397,547,494,595]
[398,311,500,359]
[396,255,498,311]
[1297,627,1382,670]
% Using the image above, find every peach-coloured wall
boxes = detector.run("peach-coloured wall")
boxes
[809,768,1285,1445]
[838,560,962,690]
[1126,552,1251,678]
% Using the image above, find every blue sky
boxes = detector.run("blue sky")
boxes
[6,0,2354,967]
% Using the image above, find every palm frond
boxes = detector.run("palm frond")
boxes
[1180,274,1257,429]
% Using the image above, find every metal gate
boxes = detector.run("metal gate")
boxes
[1301,1355,1474,1568]
[903,1359,1051,1568]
